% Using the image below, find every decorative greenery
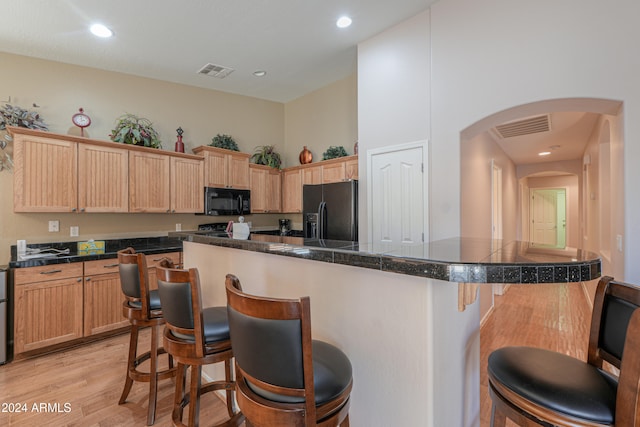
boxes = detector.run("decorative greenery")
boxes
[210,134,239,151]
[110,113,162,148]
[251,145,282,169]
[0,103,48,132]
[322,145,348,160]
[0,104,48,171]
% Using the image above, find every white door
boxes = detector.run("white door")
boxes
[368,141,427,251]
[531,189,559,246]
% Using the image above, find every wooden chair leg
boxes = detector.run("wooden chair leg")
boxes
[224,359,235,417]
[173,363,187,425]
[119,324,138,404]
[189,365,202,427]
[341,414,350,426]
[146,324,159,425]
[491,403,507,427]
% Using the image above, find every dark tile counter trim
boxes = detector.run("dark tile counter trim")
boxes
[174,233,601,284]
[9,236,183,268]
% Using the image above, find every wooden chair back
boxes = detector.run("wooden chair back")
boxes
[589,277,640,424]
[117,247,155,319]
[225,274,316,427]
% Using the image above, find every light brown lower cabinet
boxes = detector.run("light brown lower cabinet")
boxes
[14,264,84,355]
[83,259,129,336]
[13,251,182,356]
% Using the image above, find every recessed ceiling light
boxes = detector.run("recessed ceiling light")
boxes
[253,70,267,77]
[336,16,352,28]
[538,151,551,156]
[90,24,113,38]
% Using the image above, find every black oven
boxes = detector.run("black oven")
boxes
[204,187,250,216]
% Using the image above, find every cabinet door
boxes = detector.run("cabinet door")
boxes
[84,259,128,336]
[322,161,346,183]
[228,153,250,189]
[13,134,78,212]
[249,166,267,213]
[78,143,129,213]
[282,169,303,213]
[203,150,228,188]
[129,150,171,212]
[266,169,282,212]
[171,156,204,213]
[345,158,358,180]
[14,277,84,354]
[302,165,322,185]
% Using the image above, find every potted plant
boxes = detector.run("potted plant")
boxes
[210,134,239,151]
[0,103,49,171]
[110,113,162,148]
[322,145,348,160]
[251,145,282,169]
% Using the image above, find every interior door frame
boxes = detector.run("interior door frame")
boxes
[366,140,430,246]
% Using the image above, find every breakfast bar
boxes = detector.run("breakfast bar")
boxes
[172,231,600,427]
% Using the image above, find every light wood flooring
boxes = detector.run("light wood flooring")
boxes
[0,282,591,426]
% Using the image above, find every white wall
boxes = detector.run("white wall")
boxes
[430,0,637,281]
[357,10,430,243]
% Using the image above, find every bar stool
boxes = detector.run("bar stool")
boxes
[488,276,640,426]
[225,273,353,427]
[156,260,244,427]
[117,247,176,425]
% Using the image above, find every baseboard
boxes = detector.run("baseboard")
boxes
[480,305,495,329]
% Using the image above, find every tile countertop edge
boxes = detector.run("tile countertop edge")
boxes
[171,232,602,284]
[8,236,184,268]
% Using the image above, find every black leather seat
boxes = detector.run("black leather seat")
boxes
[487,276,640,426]
[225,273,353,427]
[155,261,243,427]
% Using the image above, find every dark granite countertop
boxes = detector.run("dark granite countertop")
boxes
[170,231,601,284]
[9,236,183,268]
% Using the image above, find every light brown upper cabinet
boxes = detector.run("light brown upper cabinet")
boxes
[249,164,281,213]
[320,156,359,184]
[12,128,128,213]
[282,168,303,213]
[193,145,250,189]
[13,132,78,212]
[78,143,129,212]
[10,127,204,214]
[129,151,203,213]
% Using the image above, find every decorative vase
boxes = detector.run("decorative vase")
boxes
[175,127,185,153]
[299,146,313,164]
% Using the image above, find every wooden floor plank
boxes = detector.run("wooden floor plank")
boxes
[0,282,592,426]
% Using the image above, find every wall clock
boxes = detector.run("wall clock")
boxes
[72,108,91,136]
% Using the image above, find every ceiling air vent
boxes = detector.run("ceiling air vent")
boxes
[197,63,235,79]
[494,114,551,139]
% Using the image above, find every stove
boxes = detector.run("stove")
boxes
[198,222,230,232]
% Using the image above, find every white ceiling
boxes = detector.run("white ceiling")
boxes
[1,0,434,103]
[491,112,600,166]
[2,1,599,166]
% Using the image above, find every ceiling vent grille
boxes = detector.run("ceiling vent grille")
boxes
[494,114,551,139]
[197,63,235,79]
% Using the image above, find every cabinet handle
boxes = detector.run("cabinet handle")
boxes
[80,208,85,212]
[85,277,91,282]
[166,209,171,213]
[77,278,82,282]
[40,269,62,275]
[103,263,119,268]
[71,208,77,212]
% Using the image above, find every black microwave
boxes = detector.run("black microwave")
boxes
[204,187,251,216]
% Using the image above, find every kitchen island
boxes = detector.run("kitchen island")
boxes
[171,231,600,427]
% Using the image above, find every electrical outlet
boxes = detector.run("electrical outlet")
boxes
[48,220,60,232]
[70,226,79,237]
[176,223,182,231]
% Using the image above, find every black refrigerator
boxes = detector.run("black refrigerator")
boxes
[303,180,358,241]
